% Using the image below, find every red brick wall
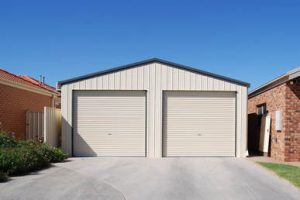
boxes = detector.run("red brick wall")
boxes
[0,83,52,139]
[248,83,287,161]
[248,78,300,161]
[285,78,300,161]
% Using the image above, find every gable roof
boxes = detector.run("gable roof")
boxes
[58,58,250,88]
[249,67,300,98]
[0,69,58,95]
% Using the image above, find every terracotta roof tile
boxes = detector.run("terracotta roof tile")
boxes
[0,69,58,94]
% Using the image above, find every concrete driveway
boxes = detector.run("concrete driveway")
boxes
[0,158,299,200]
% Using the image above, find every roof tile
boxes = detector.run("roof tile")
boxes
[0,69,58,94]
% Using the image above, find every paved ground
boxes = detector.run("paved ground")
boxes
[1,158,300,200]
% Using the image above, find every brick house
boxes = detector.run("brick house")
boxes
[0,69,59,139]
[248,67,300,162]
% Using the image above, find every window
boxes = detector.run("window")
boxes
[257,104,267,116]
[257,104,267,126]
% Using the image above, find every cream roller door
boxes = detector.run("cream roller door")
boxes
[73,91,146,157]
[163,91,236,157]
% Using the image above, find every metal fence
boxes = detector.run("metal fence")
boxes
[26,107,61,147]
[44,107,61,147]
[26,111,44,141]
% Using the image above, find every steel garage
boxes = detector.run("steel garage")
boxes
[58,58,249,158]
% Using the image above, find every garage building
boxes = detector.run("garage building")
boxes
[58,58,249,158]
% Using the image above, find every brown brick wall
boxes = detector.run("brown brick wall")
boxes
[248,83,287,161]
[248,78,300,161]
[0,83,52,139]
[285,78,300,161]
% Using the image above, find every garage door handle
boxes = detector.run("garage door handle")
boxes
[108,133,112,135]
[198,133,202,136]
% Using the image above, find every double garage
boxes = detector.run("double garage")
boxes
[59,59,249,158]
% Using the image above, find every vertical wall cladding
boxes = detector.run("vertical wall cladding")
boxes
[61,62,248,158]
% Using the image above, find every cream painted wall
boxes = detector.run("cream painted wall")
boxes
[61,62,248,158]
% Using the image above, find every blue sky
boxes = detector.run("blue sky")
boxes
[0,0,299,90]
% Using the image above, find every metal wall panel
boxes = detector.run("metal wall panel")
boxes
[61,62,248,158]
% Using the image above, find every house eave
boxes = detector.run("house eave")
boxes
[248,67,300,99]
[0,78,59,97]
